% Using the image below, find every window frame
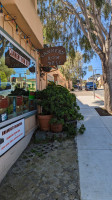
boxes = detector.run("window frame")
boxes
[0,28,37,128]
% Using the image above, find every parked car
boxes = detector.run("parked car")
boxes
[73,84,82,90]
[0,82,11,90]
[73,84,78,89]
[85,82,97,90]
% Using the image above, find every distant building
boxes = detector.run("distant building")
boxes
[97,75,104,88]
[87,74,101,82]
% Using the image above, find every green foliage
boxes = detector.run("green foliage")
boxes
[72,77,77,85]
[64,121,77,136]
[7,104,13,114]
[0,57,15,78]
[79,36,95,62]
[36,84,85,135]
[50,117,64,125]
[9,88,29,96]
[78,124,86,134]
[64,121,85,136]
[60,52,86,81]
[93,0,105,8]
[103,3,110,20]
[83,53,92,63]
[37,0,81,60]
[47,81,56,86]
[69,43,76,60]
[37,0,111,65]
[79,36,92,51]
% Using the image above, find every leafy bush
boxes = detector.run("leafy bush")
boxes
[36,83,85,135]
[9,88,29,96]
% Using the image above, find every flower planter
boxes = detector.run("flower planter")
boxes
[51,123,63,133]
[38,115,52,131]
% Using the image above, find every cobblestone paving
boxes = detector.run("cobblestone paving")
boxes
[0,133,80,200]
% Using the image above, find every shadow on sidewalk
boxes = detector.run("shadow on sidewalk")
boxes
[77,98,104,108]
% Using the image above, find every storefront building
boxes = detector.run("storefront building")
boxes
[0,0,43,183]
[0,0,69,183]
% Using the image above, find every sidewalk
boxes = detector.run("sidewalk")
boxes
[76,95,112,200]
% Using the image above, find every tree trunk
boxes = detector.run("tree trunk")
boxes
[103,40,112,113]
[104,64,112,113]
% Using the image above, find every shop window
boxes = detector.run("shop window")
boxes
[0,32,37,123]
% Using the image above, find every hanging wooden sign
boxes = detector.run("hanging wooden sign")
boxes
[39,46,66,67]
[5,48,30,68]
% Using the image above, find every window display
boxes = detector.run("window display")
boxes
[0,31,37,123]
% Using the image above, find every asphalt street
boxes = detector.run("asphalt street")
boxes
[74,88,104,100]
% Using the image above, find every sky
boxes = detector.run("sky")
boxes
[83,54,102,80]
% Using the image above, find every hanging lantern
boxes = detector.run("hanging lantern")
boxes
[29,66,35,73]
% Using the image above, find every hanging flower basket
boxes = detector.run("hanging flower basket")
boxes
[29,66,35,73]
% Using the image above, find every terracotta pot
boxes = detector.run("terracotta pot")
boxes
[51,123,63,133]
[38,115,52,131]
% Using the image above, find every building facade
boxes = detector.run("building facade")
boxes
[0,0,68,183]
[0,0,43,183]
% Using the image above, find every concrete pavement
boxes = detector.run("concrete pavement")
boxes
[95,89,104,101]
[76,95,112,200]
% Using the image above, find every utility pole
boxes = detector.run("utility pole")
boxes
[93,69,96,99]
[88,66,96,98]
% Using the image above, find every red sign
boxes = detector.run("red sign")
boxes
[9,48,30,67]
[40,46,66,67]
[0,97,8,108]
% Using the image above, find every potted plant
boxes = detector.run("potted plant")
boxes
[50,117,64,133]
[36,86,54,131]
[48,85,84,134]
[36,82,85,135]
[37,114,52,131]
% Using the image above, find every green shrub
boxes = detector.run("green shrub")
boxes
[36,83,85,135]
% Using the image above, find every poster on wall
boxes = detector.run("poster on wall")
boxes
[0,119,24,156]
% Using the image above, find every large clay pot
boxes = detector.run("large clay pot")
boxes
[38,115,52,131]
[51,123,63,133]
